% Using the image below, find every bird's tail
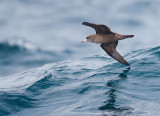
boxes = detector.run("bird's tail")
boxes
[123,35,134,38]
[118,34,134,40]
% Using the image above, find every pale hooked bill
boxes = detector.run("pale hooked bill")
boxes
[81,39,87,43]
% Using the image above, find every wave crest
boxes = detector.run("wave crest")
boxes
[0,38,37,52]
[0,46,160,115]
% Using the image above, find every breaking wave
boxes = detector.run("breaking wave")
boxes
[0,46,160,116]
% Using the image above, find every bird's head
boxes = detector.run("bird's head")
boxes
[81,35,95,43]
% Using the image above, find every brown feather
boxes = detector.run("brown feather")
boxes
[100,43,130,66]
[82,22,113,34]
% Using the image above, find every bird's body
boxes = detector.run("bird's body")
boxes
[82,22,134,66]
[86,34,115,43]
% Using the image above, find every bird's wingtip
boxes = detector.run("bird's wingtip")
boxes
[126,62,130,66]
[82,22,88,25]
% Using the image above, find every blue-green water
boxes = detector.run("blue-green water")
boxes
[0,44,160,116]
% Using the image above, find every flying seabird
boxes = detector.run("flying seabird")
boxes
[82,22,134,66]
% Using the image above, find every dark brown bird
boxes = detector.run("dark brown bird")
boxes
[82,22,134,66]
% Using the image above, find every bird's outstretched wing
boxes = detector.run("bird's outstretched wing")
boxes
[82,22,113,34]
[100,42,130,66]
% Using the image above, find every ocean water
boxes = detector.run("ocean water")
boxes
[0,46,160,116]
[0,0,160,116]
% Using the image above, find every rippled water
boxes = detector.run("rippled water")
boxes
[0,46,160,116]
[0,0,160,116]
[0,39,67,76]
